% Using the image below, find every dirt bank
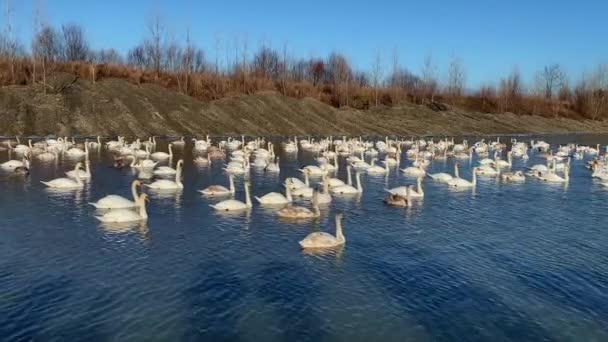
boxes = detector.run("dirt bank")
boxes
[1,73,607,137]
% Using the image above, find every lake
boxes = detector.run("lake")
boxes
[1,134,607,341]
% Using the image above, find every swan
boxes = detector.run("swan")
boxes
[88,136,102,149]
[331,171,362,195]
[408,178,424,197]
[299,212,345,249]
[428,164,457,183]
[384,186,411,207]
[285,174,309,190]
[37,148,58,161]
[1,155,30,170]
[90,180,143,209]
[317,176,333,204]
[447,166,477,188]
[172,137,186,146]
[255,184,292,205]
[495,151,513,168]
[291,172,314,198]
[278,191,321,219]
[41,163,85,188]
[327,165,352,188]
[95,194,149,223]
[66,159,92,179]
[476,155,499,176]
[199,174,235,196]
[194,156,210,166]
[137,159,158,170]
[146,160,184,190]
[66,143,88,157]
[367,158,388,174]
[210,181,252,211]
[501,170,526,182]
[265,157,280,172]
[386,177,424,197]
[401,164,426,177]
[150,144,173,160]
[301,164,327,176]
[539,163,569,183]
[153,160,178,176]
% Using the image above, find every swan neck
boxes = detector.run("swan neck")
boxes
[347,167,352,185]
[245,184,252,207]
[286,185,293,202]
[229,175,235,193]
[335,216,344,242]
[139,198,148,219]
[356,173,362,192]
[131,181,139,202]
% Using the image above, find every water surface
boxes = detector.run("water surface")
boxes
[1,134,608,341]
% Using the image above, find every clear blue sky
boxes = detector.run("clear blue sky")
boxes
[6,0,608,88]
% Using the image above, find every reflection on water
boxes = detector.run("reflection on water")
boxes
[1,134,608,341]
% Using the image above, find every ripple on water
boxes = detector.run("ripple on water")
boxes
[1,135,608,341]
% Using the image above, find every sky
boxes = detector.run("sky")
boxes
[4,0,608,88]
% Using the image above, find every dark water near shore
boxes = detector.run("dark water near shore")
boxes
[1,134,608,341]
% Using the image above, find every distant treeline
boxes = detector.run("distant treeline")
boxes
[0,14,607,119]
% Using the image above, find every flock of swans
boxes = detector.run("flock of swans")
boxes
[1,135,606,250]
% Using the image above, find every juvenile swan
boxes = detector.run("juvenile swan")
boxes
[299,212,345,249]
[277,191,321,219]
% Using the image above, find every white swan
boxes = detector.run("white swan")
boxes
[90,180,143,209]
[146,160,184,190]
[41,163,84,188]
[255,184,292,204]
[366,158,388,174]
[447,166,477,188]
[386,177,424,197]
[199,174,235,196]
[150,144,173,160]
[153,160,178,175]
[401,164,426,177]
[1,155,30,170]
[299,212,345,249]
[211,181,252,211]
[291,172,314,198]
[428,164,457,183]
[317,176,333,204]
[66,143,88,157]
[539,163,569,183]
[331,171,362,195]
[265,157,280,172]
[66,159,92,179]
[96,194,149,223]
[172,137,186,146]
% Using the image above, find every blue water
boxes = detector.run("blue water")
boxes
[1,135,608,341]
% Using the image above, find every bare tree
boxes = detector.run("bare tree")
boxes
[371,51,383,106]
[499,67,523,113]
[96,48,122,64]
[447,54,466,98]
[539,64,564,99]
[421,54,438,101]
[32,24,61,90]
[62,23,89,61]
[146,14,164,76]
[326,53,352,106]
[252,44,280,80]
[2,0,21,84]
